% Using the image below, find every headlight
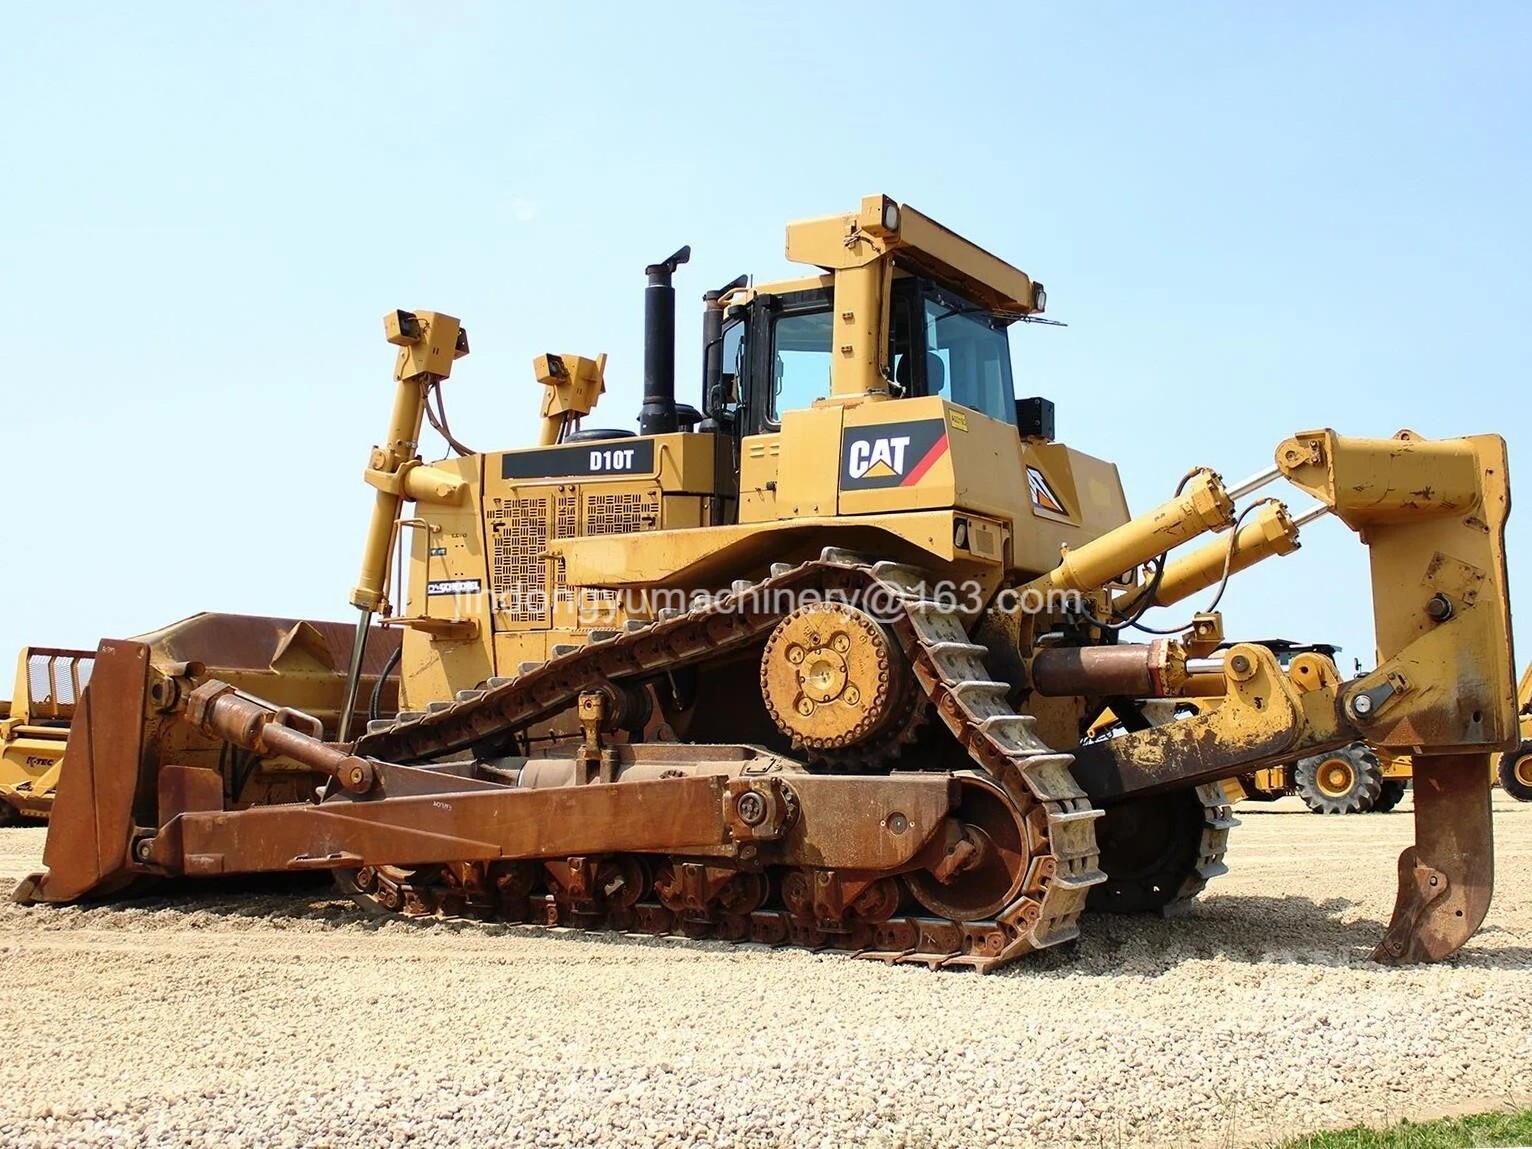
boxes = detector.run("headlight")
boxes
[1032,282,1047,313]
[882,199,901,233]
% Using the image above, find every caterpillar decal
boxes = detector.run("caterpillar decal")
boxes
[1027,466,1067,514]
[841,419,949,490]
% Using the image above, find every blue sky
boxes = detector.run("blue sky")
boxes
[3,3,1528,678]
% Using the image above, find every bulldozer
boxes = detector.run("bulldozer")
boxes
[0,647,95,823]
[15,195,1518,971]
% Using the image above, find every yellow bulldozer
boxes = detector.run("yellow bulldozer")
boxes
[0,647,94,823]
[14,195,1519,971]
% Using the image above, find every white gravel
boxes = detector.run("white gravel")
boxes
[1,794,1529,1148]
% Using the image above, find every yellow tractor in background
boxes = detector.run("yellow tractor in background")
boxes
[1496,662,1532,801]
[0,647,93,823]
[15,195,1519,971]
[1230,642,1410,814]
[1238,647,1532,812]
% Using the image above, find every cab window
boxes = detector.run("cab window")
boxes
[769,310,833,424]
[922,291,1017,425]
[716,318,746,409]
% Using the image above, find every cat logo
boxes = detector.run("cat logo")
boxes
[847,435,911,480]
[1027,466,1067,515]
[840,419,950,491]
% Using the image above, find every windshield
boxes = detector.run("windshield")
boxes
[922,291,1017,425]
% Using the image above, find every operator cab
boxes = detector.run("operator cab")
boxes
[707,276,1024,440]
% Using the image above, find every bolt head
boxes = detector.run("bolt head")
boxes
[736,791,768,827]
[1353,694,1374,716]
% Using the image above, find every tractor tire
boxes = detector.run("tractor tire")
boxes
[1371,779,1408,813]
[0,799,22,828]
[1498,745,1532,803]
[1294,745,1383,814]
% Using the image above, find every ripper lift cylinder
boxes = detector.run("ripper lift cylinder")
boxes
[340,310,468,741]
[1028,469,1235,596]
[1117,501,1302,612]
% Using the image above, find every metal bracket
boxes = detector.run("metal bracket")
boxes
[724,778,798,842]
[1345,672,1408,723]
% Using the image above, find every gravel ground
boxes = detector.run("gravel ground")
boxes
[1,795,1529,1149]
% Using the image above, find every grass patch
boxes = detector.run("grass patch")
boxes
[1277,1107,1532,1148]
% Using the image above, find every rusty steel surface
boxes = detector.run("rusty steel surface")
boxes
[187,681,376,793]
[349,552,1114,967]
[20,556,1116,971]
[1030,641,1184,699]
[21,639,150,904]
[14,548,1504,971]
[133,613,401,680]
[17,614,405,906]
[140,766,960,877]
[1374,753,1495,964]
[322,555,1106,968]
[1069,643,1333,800]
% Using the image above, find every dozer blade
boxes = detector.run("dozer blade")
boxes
[14,639,150,904]
[1374,753,1494,964]
[14,613,401,906]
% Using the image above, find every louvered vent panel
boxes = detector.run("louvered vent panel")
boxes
[554,491,579,606]
[490,495,549,625]
[584,491,659,536]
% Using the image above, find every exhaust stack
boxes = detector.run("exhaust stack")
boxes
[638,246,691,437]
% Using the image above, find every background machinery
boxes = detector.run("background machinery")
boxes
[1495,663,1532,801]
[0,647,94,823]
[1236,645,1532,812]
[15,196,1518,971]
[1229,642,1409,814]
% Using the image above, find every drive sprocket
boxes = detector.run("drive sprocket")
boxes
[759,602,914,754]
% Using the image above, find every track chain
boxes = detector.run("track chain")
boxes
[1170,783,1237,915]
[347,549,1108,970]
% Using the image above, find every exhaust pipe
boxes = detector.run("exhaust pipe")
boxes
[638,246,691,437]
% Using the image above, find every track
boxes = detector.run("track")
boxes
[346,550,1228,968]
